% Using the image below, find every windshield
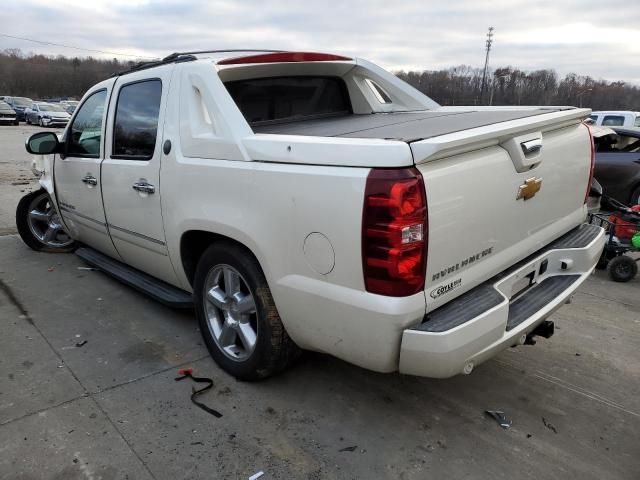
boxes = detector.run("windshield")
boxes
[39,103,66,112]
[13,97,32,107]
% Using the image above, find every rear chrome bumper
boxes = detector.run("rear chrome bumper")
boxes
[399,224,605,378]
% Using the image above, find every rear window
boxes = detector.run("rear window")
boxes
[225,76,351,125]
[602,115,625,126]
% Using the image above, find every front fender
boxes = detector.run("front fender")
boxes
[33,153,60,214]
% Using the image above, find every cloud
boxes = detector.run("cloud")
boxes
[1,0,638,84]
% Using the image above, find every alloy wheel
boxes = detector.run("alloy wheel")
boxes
[26,192,73,248]
[203,264,258,361]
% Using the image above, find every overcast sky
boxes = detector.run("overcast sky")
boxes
[2,0,639,84]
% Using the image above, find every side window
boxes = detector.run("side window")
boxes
[112,80,162,160]
[365,79,392,104]
[601,115,625,126]
[634,116,640,128]
[67,90,107,157]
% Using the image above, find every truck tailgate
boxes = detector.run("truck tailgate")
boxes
[414,115,592,311]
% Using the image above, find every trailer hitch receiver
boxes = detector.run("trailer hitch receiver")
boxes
[524,320,555,345]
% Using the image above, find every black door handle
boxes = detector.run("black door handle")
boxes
[163,140,171,155]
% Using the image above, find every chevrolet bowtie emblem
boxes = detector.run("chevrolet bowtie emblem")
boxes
[517,177,542,200]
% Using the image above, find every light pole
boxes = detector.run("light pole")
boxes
[576,88,592,108]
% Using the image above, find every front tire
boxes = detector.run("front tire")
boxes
[193,242,299,380]
[16,189,76,253]
[607,255,637,282]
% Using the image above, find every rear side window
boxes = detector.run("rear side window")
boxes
[225,76,351,125]
[635,116,640,127]
[601,115,625,126]
[112,79,162,160]
[365,79,392,103]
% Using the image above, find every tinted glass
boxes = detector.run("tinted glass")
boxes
[67,90,107,157]
[113,80,162,159]
[602,115,625,126]
[225,76,351,124]
[12,97,32,107]
[38,103,66,112]
[366,79,392,103]
[634,116,640,127]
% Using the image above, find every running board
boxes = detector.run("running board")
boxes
[75,247,193,309]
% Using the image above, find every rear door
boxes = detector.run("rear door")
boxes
[101,65,178,284]
[54,81,120,258]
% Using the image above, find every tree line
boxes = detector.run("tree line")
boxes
[0,49,133,100]
[1,49,638,110]
[396,65,640,110]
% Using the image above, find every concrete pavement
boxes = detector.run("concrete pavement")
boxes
[1,124,639,479]
[1,234,639,479]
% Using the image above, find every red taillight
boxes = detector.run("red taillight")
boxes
[218,52,352,65]
[362,168,428,297]
[584,122,596,204]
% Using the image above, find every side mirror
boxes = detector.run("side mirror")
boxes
[25,132,60,155]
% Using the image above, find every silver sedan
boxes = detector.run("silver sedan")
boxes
[25,103,71,127]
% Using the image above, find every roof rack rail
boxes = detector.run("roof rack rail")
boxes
[166,49,285,56]
[112,50,286,77]
[112,53,197,77]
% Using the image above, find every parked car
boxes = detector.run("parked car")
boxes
[16,50,605,381]
[590,111,640,128]
[60,100,79,114]
[25,102,71,127]
[3,96,33,121]
[0,100,18,125]
[593,126,640,205]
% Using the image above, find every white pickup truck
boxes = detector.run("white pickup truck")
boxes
[17,50,605,380]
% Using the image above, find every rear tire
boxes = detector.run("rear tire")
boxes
[607,255,637,282]
[16,189,76,253]
[193,242,299,380]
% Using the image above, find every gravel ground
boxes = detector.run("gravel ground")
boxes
[0,124,64,236]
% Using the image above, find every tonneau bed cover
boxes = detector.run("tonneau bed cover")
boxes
[252,108,571,142]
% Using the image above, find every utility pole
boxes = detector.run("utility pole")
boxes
[480,27,494,105]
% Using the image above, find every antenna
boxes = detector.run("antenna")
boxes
[480,27,494,105]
